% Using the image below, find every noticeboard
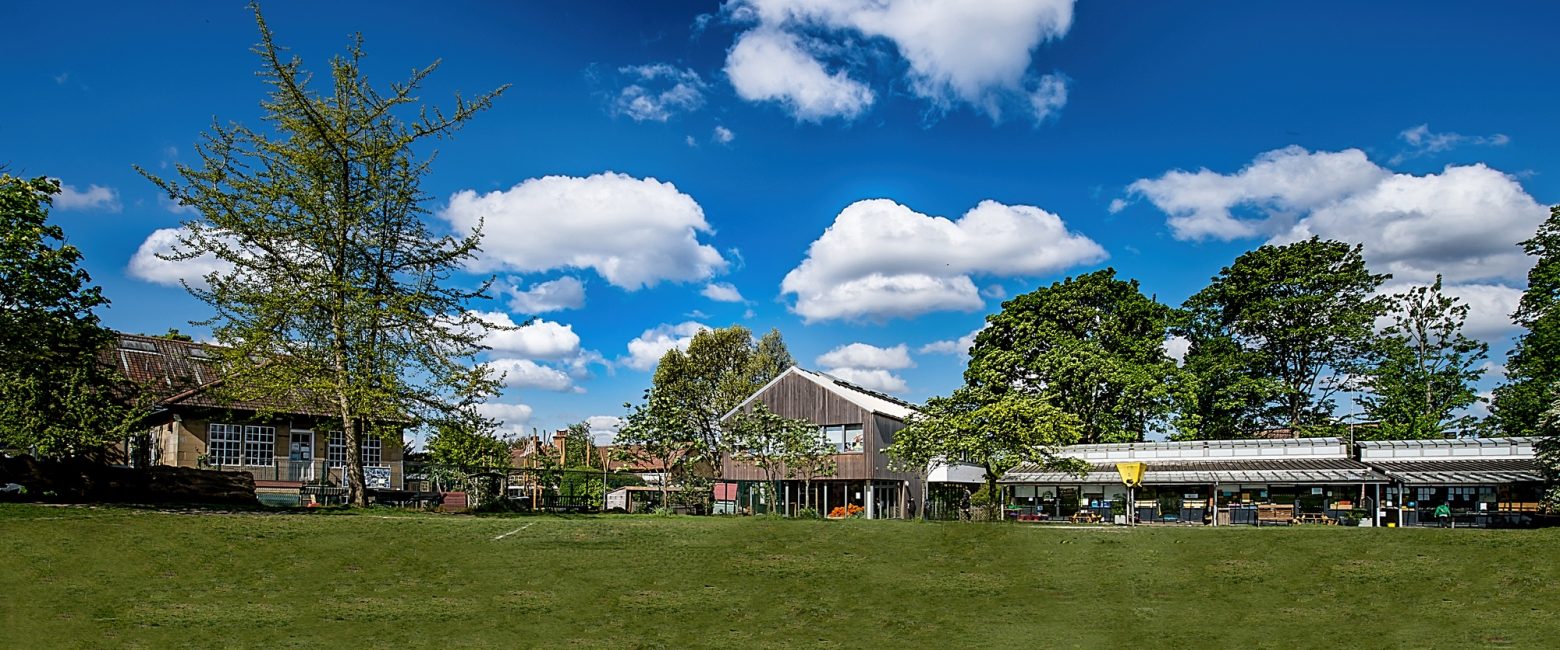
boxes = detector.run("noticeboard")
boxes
[365,466,392,489]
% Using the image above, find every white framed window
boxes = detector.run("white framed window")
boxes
[242,426,275,466]
[361,436,382,466]
[818,424,865,453]
[208,423,243,466]
[328,431,347,467]
[327,431,384,466]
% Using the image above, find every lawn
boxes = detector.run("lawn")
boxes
[2,504,1557,649]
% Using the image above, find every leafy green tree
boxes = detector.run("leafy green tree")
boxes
[1179,238,1389,435]
[615,393,694,510]
[424,409,511,500]
[0,175,140,457]
[634,325,794,473]
[749,328,796,385]
[1494,205,1560,436]
[1352,276,1487,439]
[967,269,1177,443]
[885,388,1082,519]
[782,419,836,513]
[139,5,506,505]
[723,403,818,514]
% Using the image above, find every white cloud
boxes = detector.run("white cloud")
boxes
[1162,335,1191,365]
[825,367,908,394]
[127,227,232,288]
[1028,73,1068,123]
[980,284,1007,300]
[586,415,623,444]
[503,276,586,313]
[484,358,579,393]
[724,0,1075,123]
[622,321,710,371]
[724,27,876,122]
[701,282,746,302]
[685,134,699,148]
[1129,146,1548,286]
[53,183,120,212]
[919,325,986,357]
[1107,198,1129,214]
[1392,123,1509,164]
[471,312,581,360]
[613,64,707,122]
[817,342,913,370]
[713,125,736,144]
[441,172,727,290]
[781,198,1106,322]
[475,402,534,436]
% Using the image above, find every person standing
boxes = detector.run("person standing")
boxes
[1434,502,1451,528]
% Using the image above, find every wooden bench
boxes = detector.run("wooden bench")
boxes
[1256,504,1294,526]
[1295,512,1335,525]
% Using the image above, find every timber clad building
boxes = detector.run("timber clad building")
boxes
[105,332,405,504]
[717,366,981,518]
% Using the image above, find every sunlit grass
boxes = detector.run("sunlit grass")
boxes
[2,504,1556,649]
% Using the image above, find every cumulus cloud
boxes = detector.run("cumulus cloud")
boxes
[724,27,876,122]
[723,0,1075,123]
[817,342,913,370]
[440,172,727,290]
[503,276,586,313]
[127,227,232,288]
[484,358,580,393]
[622,321,710,371]
[1162,335,1191,365]
[816,342,913,395]
[1128,146,1548,285]
[475,402,534,436]
[1392,123,1509,164]
[613,64,707,122]
[701,282,746,302]
[53,182,121,212]
[471,312,581,360]
[713,125,736,144]
[585,415,623,444]
[781,198,1106,322]
[826,367,908,394]
[919,325,986,357]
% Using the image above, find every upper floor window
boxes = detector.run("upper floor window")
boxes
[819,424,865,453]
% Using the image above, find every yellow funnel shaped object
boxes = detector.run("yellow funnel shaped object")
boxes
[1117,462,1146,487]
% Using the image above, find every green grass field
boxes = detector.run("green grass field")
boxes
[2,504,1557,649]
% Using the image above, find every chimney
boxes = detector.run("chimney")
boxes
[552,430,568,467]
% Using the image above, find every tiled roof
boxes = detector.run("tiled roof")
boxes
[102,332,338,417]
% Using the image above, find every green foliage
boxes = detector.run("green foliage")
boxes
[1494,205,1560,436]
[0,175,139,456]
[724,403,828,512]
[425,409,511,495]
[1351,276,1487,439]
[886,388,1083,517]
[137,5,506,505]
[620,324,796,499]
[968,268,1177,443]
[1178,237,1388,436]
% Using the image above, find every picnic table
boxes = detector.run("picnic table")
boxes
[1070,510,1102,524]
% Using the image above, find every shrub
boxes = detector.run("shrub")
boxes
[827,504,864,518]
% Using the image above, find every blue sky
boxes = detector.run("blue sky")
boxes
[4,1,1558,442]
